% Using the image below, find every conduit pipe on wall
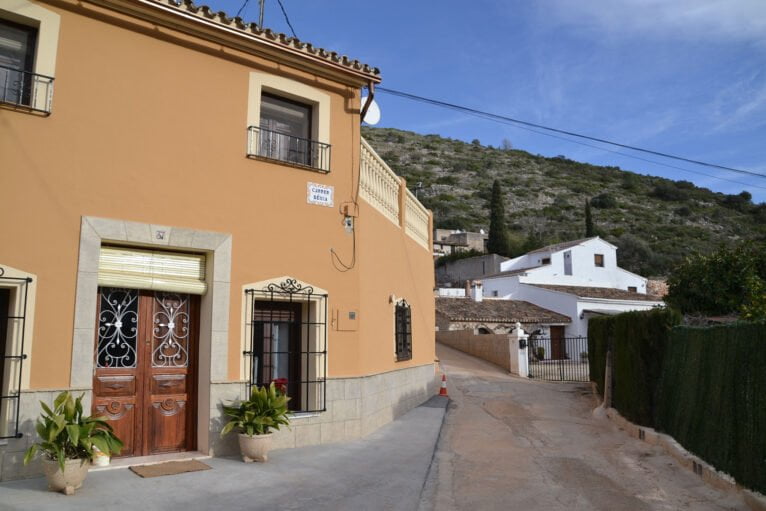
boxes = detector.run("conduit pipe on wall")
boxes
[360,81,375,124]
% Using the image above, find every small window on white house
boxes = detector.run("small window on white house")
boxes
[564,250,572,276]
[594,254,604,267]
[628,286,637,293]
[541,257,551,265]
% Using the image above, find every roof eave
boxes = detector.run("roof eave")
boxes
[80,0,381,87]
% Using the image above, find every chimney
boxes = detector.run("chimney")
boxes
[471,280,483,302]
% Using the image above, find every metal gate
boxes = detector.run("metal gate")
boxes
[527,335,590,382]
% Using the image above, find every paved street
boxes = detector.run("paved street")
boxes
[0,396,447,511]
[421,343,748,511]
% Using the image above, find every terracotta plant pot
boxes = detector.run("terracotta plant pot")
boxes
[238,432,273,463]
[41,458,89,495]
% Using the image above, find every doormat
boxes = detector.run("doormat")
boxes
[129,460,212,478]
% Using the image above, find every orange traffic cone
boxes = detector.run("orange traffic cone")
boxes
[439,374,448,396]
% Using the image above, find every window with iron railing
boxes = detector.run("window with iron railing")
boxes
[243,279,328,413]
[0,19,54,115]
[247,93,330,172]
[0,267,31,440]
[395,300,412,362]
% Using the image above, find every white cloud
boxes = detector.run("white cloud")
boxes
[539,0,766,45]
[707,71,766,131]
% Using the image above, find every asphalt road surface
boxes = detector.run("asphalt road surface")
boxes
[421,343,747,511]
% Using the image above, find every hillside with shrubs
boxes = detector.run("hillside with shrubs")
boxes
[362,127,766,276]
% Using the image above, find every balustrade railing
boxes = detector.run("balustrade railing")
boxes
[0,64,54,115]
[360,138,401,225]
[405,188,430,250]
[360,137,431,250]
[247,126,331,173]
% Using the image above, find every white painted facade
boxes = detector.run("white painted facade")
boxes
[483,238,664,337]
[497,237,647,292]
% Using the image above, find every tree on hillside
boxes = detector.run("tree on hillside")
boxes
[585,199,595,237]
[487,180,511,256]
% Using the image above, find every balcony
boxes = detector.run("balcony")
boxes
[247,126,331,173]
[360,137,432,251]
[0,64,54,115]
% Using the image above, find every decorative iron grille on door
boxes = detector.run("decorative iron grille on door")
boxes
[243,279,327,413]
[0,267,31,439]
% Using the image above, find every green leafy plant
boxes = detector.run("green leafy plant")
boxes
[221,383,291,437]
[23,392,123,472]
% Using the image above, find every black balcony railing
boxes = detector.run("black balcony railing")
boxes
[0,64,54,115]
[247,126,331,173]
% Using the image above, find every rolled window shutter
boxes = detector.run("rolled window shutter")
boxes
[98,247,207,294]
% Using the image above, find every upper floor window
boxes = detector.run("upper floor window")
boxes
[594,254,604,267]
[0,19,36,106]
[628,286,637,293]
[0,14,54,115]
[248,92,330,172]
[541,257,551,265]
[395,300,412,362]
[260,92,312,164]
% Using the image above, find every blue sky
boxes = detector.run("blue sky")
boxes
[209,0,766,202]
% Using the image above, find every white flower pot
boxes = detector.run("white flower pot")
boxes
[42,458,89,495]
[238,432,273,463]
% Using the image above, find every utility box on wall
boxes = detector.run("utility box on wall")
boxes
[333,308,359,331]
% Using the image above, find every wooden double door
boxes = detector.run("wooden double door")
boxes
[92,288,198,457]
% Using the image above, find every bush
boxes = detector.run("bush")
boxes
[651,182,688,201]
[590,193,617,209]
[655,323,766,494]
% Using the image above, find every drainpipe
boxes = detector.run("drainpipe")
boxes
[360,81,375,124]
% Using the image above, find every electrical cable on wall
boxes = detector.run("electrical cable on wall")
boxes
[330,95,365,272]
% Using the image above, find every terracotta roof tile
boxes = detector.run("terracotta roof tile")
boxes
[150,0,381,80]
[528,284,664,302]
[435,298,570,324]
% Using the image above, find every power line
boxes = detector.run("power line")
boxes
[450,106,766,191]
[276,0,297,38]
[236,0,250,18]
[376,86,766,181]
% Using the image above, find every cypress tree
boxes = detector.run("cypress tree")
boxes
[487,180,510,256]
[585,199,595,237]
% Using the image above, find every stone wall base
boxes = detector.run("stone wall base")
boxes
[1,364,439,480]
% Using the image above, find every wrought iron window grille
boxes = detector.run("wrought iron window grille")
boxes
[243,279,328,413]
[395,299,412,362]
[0,64,54,116]
[247,126,331,173]
[0,267,32,439]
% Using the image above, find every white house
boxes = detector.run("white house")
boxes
[483,237,664,338]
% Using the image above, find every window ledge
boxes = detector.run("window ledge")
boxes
[288,411,324,420]
[246,154,331,174]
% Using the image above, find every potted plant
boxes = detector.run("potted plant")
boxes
[23,391,123,495]
[221,383,290,463]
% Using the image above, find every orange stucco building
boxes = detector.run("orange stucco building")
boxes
[0,0,436,479]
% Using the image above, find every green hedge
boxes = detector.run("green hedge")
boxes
[655,323,766,495]
[587,308,680,426]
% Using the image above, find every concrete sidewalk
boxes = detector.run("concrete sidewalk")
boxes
[0,396,448,511]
